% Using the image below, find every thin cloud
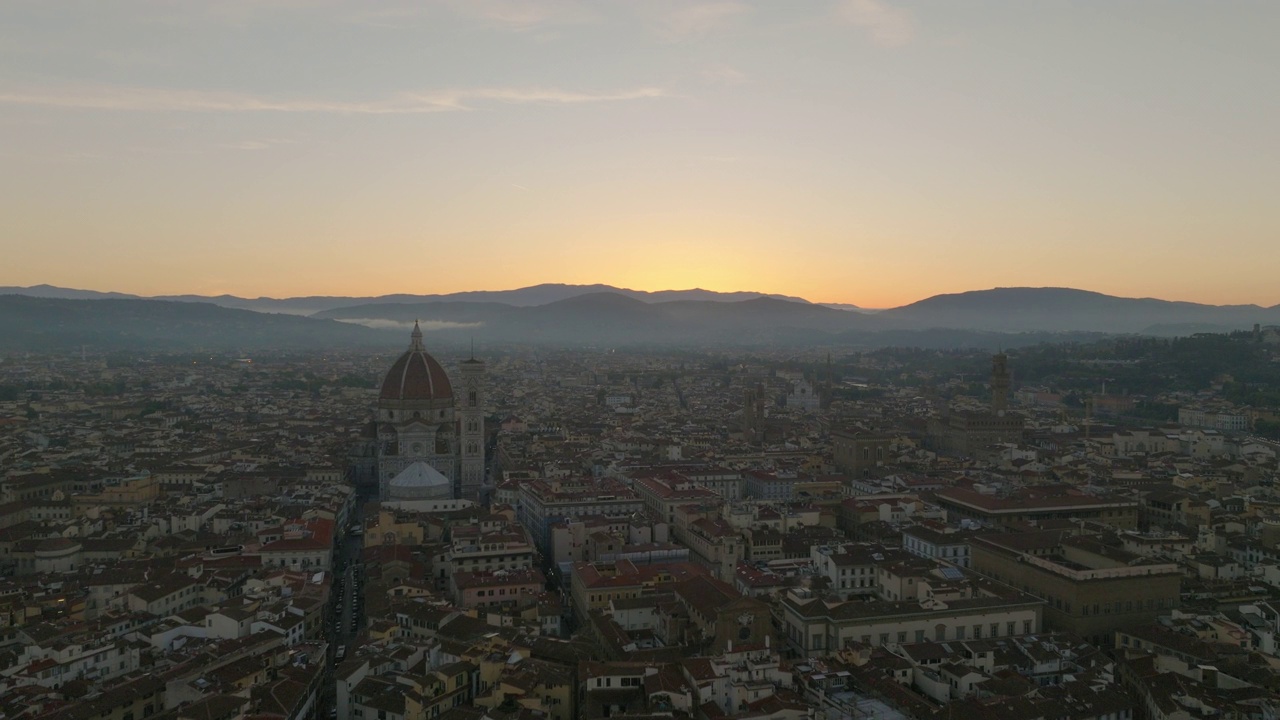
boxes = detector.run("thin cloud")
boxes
[453,87,666,105]
[701,63,748,86]
[217,137,300,151]
[342,5,432,29]
[336,318,482,331]
[137,0,349,28]
[837,0,914,48]
[475,2,558,29]
[0,85,667,114]
[437,0,597,31]
[220,140,273,150]
[659,2,749,41]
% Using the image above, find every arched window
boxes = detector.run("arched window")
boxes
[469,390,477,406]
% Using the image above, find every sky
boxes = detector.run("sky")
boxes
[2,1,1278,309]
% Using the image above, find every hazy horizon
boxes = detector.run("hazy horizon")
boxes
[4,2,1278,307]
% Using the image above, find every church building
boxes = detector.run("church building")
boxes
[373,322,486,502]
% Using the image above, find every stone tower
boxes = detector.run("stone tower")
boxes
[457,352,486,502]
[991,352,1011,413]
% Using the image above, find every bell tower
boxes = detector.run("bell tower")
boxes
[458,350,486,501]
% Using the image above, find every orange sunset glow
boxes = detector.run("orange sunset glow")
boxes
[2,2,1278,308]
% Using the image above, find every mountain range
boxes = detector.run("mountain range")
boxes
[0,284,1276,351]
[0,283,824,315]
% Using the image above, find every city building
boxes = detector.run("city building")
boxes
[780,579,1044,654]
[517,478,643,555]
[832,430,894,480]
[970,531,1182,646]
[935,485,1140,529]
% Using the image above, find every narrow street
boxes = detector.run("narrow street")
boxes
[336,531,364,644]
[315,495,369,718]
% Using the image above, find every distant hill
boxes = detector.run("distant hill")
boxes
[0,284,140,301]
[819,302,869,312]
[658,296,879,334]
[0,283,808,315]
[877,287,1280,334]
[0,296,390,351]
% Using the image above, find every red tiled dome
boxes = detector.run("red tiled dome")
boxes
[379,323,453,402]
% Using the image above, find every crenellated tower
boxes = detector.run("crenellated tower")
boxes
[991,352,1010,413]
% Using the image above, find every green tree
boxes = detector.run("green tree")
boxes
[1256,419,1280,441]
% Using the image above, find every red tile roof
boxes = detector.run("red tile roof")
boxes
[379,346,453,402]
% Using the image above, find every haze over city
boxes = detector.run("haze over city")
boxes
[4,1,1279,307]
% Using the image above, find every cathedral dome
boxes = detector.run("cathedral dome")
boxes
[379,322,453,402]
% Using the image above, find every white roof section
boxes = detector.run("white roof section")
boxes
[389,460,451,489]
